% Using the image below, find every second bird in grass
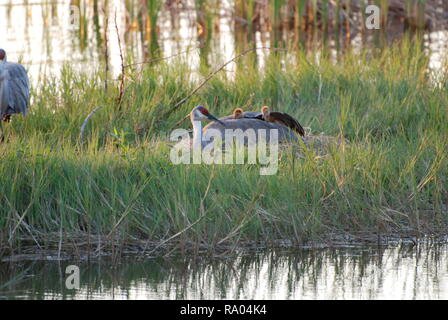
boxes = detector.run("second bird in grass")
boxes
[0,49,30,142]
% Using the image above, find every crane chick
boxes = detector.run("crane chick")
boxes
[232,108,244,119]
[261,106,305,137]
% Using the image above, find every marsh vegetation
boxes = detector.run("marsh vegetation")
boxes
[0,1,447,259]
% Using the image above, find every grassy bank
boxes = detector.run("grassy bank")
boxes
[0,40,447,258]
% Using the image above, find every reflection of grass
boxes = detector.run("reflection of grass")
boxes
[0,40,447,257]
[0,266,32,291]
[1,243,446,299]
[147,0,162,56]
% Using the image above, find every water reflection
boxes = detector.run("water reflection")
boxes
[1,0,448,86]
[1,243,447,299]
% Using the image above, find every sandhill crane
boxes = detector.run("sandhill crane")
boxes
[0,49,30,141]
[176,105,299,152]
[259,106,305,136]
[202,107,299,147]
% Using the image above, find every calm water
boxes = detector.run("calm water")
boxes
[1,243,448,299]
[1,0,448,86]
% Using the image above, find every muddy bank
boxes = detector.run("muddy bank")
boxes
[2,232,447,262]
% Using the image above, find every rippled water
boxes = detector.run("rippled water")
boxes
[1,243,448,300]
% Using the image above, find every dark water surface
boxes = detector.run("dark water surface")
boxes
[1,243,447,299]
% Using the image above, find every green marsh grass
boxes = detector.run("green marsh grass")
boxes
[0,40,447,257]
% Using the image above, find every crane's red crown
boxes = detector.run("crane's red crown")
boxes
[197,106,209,115]
[0,49,6,61]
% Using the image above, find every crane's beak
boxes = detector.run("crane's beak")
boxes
[206,114,225,126]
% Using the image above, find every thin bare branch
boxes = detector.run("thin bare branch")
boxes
[159,47,287,120]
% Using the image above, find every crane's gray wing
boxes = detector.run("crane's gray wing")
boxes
[204,118,299,144]
[218,111,262,121]
[0,62,30,116]
[242,111,262,119]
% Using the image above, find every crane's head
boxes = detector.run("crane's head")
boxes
[0,49,6,62]
[232,108,244,119]
[191,105,225,126]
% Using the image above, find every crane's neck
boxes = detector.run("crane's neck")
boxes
[191,119,203,152]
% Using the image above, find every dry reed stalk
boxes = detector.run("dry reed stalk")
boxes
[103,7,109,92]
[114,12,126,108]
[79,106,103,142]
